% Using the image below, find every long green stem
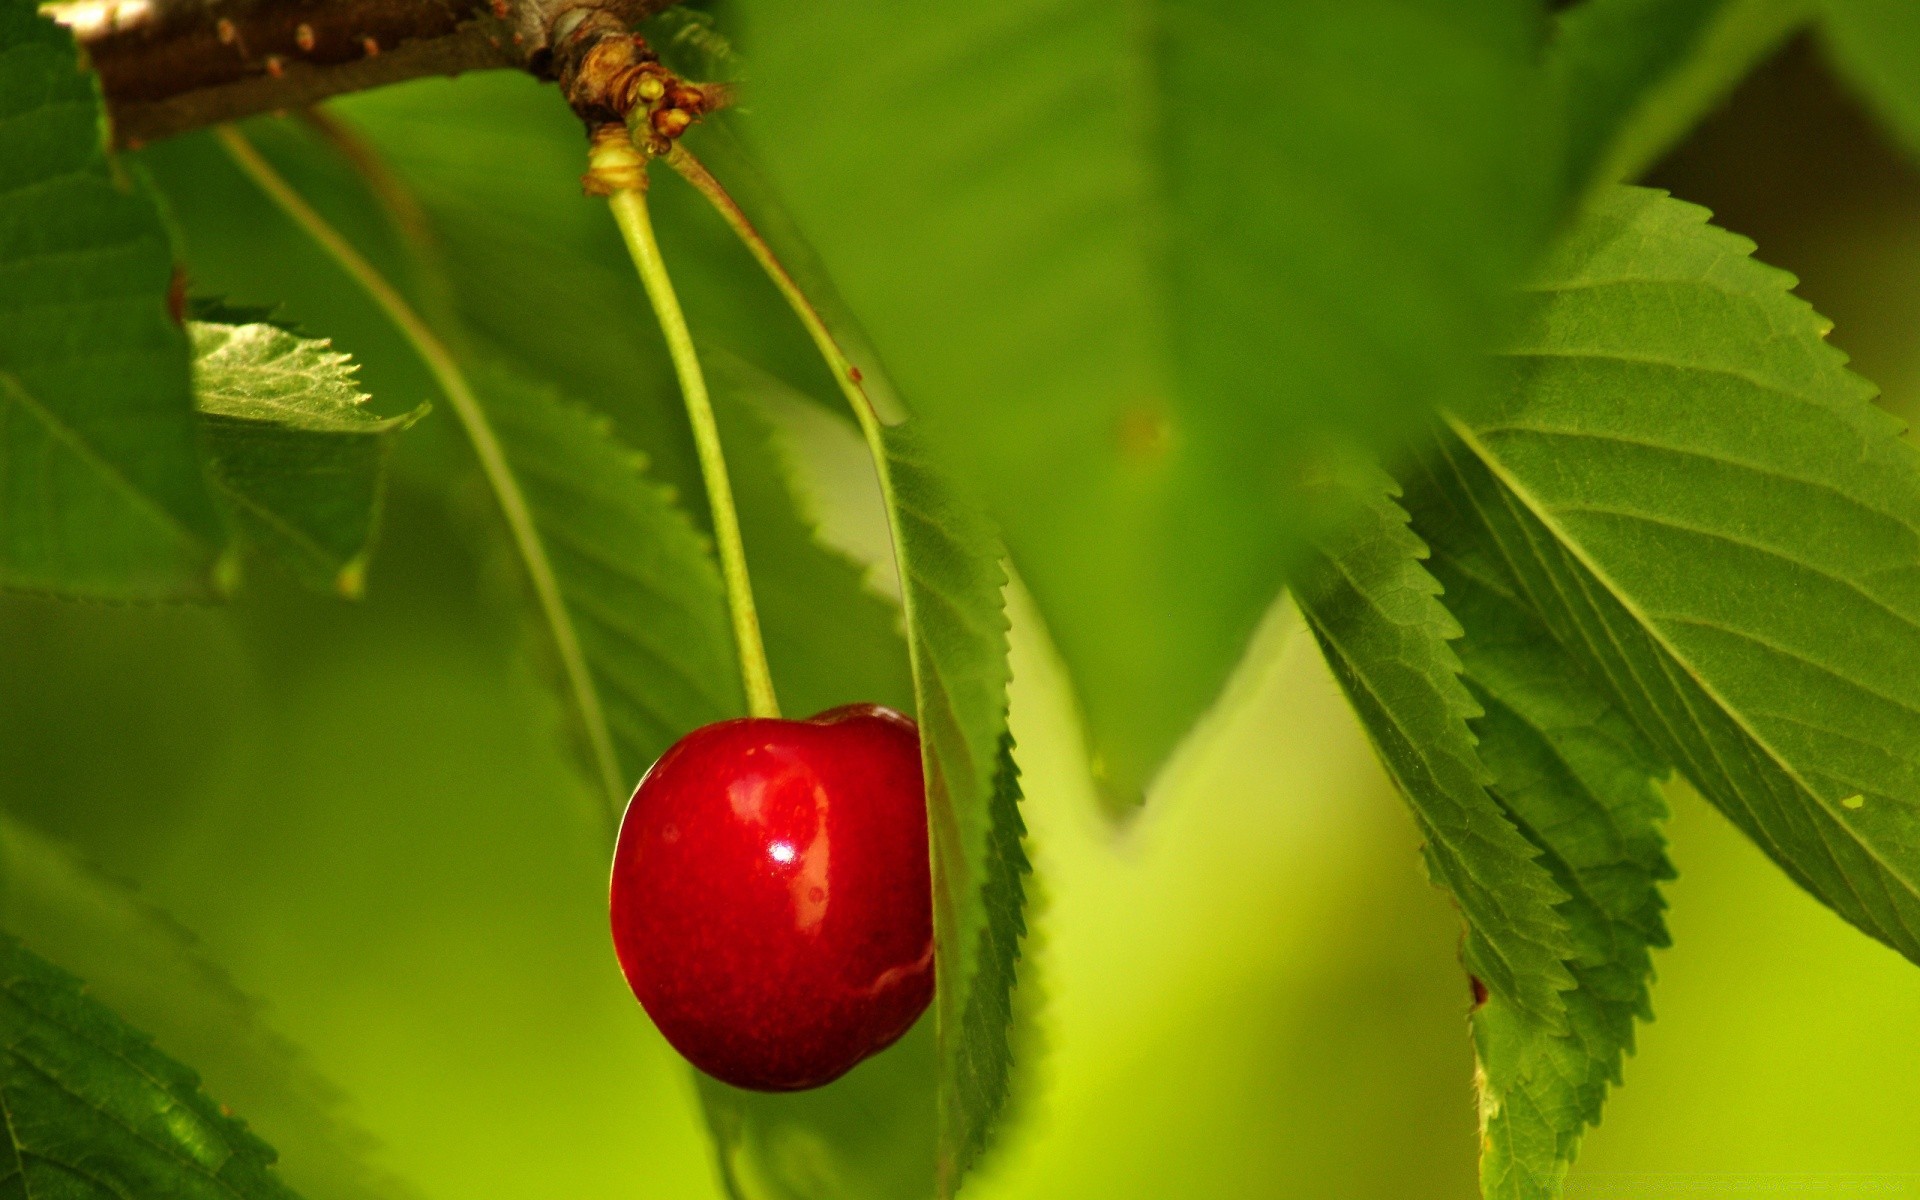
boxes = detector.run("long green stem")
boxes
[216,124,629,815]
[592,132,780,720]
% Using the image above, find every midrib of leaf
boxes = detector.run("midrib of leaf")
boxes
[1440,413,1920,903]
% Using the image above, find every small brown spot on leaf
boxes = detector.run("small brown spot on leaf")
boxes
[1116,403,1172,463]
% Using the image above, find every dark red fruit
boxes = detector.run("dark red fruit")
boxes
[609,704,934,1091]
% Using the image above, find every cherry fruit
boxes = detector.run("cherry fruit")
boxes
[609,704,934,1091]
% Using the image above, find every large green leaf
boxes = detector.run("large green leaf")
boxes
[1548,0,1813,206]
[1404,450,1673,1200]
[0,0,229,598]
[192,321,421,597]
[1294,475,1573,1022]
[0,817,410,1200]
[1442,185,1920,972]
[730,0,1551,804]
[0,932,302,1198]
[1820,0,1920,159]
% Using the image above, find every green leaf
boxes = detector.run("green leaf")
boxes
[0,931,301,1198]
[728,0,1552,804]
[1548,0,1814,205]
[0,0,230,599]
[1293,474,1573,1023]
[0,817,411,1200]
[871,420,1022,1193]
[945,732,1031,1181]
[474,357,741,806]
[1442,184,1920,973]
[192,321,421,597]
[1820,0,1920,159]
[1404,450,1673,1200]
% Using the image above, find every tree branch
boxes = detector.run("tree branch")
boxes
[48,0,675,145]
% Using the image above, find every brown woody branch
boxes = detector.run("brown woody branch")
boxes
[48,0,676,145]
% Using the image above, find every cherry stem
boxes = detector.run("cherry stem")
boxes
[591,129,781,721]
[662,144,890,449]
[217,123,632,816]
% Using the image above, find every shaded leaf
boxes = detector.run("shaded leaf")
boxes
[729,0,1552,804]
[1443,185,1920,972]
[0,816,416,1200]
[1820,0,1920,159]
[0,932,302,1198]
[0,0,229,598]
[1294,474,1573,1022]
[474,357,740,805]
[192,321,421,597]
[1548,0,1813,205]
[187,296,299,332]
[1405,449,1673,1199]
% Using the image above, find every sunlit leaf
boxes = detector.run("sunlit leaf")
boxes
[192,321,422,597]
[0,0,229,598]
[1442,185,1920,972]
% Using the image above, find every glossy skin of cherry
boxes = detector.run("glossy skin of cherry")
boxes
[609,704,933,1091]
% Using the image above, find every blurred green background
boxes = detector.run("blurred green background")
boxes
[6,28,1920,1200]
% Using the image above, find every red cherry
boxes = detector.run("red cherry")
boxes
[609,704,934,1091]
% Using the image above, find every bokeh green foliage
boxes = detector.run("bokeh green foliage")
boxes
[10,3,1920,1200]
